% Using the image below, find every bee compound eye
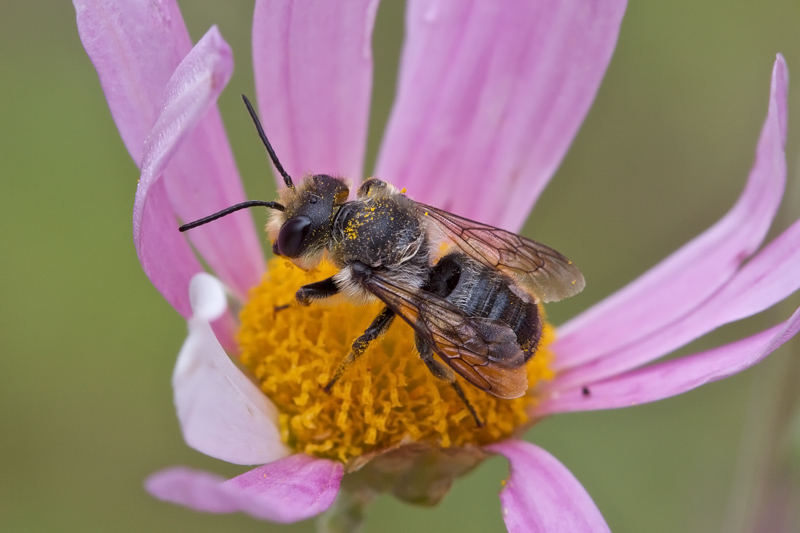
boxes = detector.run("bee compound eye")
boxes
[276,215,312,257]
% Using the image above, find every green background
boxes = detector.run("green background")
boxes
[2,1,800,531]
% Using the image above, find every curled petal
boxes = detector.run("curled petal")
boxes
[550,216,800,390]
[376,0,627,229]
[554,55,788,371]
[486,440,610,533]
[537,305,800,415]
[165,104,266,305]
[252,0,379,182]
[75,1,263,302]
[174,274,288,465]
[74,0,192,160]
[146,455,343,522]
[132,26,234,317]
[134,180,201,318]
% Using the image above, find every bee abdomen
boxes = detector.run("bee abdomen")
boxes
[426,253,542,362]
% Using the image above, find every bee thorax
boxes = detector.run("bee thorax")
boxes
[331,195,426,269]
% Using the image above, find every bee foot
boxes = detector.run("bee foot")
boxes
[273,303,291,314]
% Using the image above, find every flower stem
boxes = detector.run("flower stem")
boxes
[722,310,800,529]
[316,488,375,533]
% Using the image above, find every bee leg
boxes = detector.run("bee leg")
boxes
[417,343,484,428]
[273,303,291,314]
[295,276,340,306]
[323,306,395,393]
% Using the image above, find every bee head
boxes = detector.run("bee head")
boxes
[177,96,350,269]
[269,174,350,265]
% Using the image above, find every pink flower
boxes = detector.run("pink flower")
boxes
[75,0,799,530]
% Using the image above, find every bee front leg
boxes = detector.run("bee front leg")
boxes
[417,342,484,428]
[323,306,395,393]
[295,276,340,306]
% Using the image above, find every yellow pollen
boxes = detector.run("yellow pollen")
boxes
[238,259,556,464]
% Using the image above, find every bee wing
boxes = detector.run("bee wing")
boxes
[361,270,528,399]
[420,204,585,303]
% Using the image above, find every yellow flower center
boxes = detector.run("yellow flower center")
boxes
[238,259,555,464]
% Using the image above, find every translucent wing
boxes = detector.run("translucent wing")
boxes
[360,269,529,399]
[420,204,585,303]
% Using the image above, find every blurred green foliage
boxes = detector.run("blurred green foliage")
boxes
[1,1,799,532]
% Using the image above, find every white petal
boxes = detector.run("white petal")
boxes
[189,272,228,321]
[173,274,290,465]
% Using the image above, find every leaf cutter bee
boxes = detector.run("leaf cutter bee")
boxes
[180,95,585,427]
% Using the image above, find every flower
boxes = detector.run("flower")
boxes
[74,0,800,530]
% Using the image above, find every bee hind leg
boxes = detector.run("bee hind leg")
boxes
[323,306,395,393]
[417,343,484,428]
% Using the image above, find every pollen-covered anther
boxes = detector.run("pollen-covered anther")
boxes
[238,259,556,464]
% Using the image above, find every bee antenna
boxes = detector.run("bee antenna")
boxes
[241,94,295,191]
[178,200,285,232]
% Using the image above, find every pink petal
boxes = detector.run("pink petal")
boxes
[554,55,788,372]
[486,440,610,533]
[74,0,192,160]
[75,0,264,302]
[252,0,379,183]
[549,215,800,391]
[376,0,627,230]
[132,27,234,317]
[146,454,343,522]
[146,468,234,513]
[173,274,288,465]
[135,179,201,318]
[164,104,266,304]
[536,305,800,415]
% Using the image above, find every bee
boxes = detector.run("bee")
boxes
[180,95,585,427]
